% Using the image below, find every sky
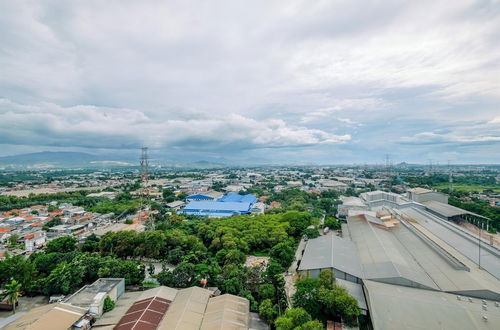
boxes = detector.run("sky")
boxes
[0,0,499,164]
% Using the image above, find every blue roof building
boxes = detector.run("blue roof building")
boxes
[218,192,257,205]
[181,201,252,217]
[180,192,257,217]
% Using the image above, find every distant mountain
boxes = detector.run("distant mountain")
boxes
[0,151,134,169]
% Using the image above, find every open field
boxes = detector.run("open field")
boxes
[433,184,500,193]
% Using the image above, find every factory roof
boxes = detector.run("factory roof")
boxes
[200,294,250,330]
[218,192,257,204]
[298,234,363,279]
[4,302,87,330]
[364,280,500,330]
[423,200,488,219]
[158,286,212,330]
[183,201,251,213]
[347,214,439,290]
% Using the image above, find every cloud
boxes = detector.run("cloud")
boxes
[0,1,499,163]
[0,99,350,151]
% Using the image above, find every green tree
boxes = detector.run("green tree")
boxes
[259,283,276,302]
[103,296,115,313]
[296,320,324,330]
[275,308,312,330]
[81,234,100,252]
[45,236,77,253]
[270,240,295,268]
[259,299,278,324]
[4,280,22,313]
[292,278,321,317]
[319,269,335,289]
[318,285,360,327]
[7,234,19,248]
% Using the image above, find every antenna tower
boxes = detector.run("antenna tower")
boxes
[448,160,453,192]
[139,147,151,229]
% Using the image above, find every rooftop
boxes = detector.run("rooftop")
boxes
[364,280,500,330]
[423,200,488,219]
[183,201,252,213]
[4,302,87,330]
[298,234,363,279]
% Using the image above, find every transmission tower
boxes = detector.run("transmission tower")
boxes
[448,160,453,192]
[385,154,392,190]
[139,147,152,230]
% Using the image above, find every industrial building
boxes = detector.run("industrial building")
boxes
[299,189,500,329]
[95,285,265,330]
[181,193,257,217]
[298,234,363,284]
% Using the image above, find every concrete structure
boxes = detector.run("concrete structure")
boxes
[407,187,448,204]
[65,278,125,317]
[24,230,46,251]
[165,200,185,211]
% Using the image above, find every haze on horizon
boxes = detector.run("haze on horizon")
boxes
[0,0,499,164]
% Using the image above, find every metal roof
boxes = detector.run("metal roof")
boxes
[200,294,249,330]
[114,296,172,330]
[364,280,500,330]
[158,287,212,330]
[4,302,87,330]
[423,200,488,219]
[347,214,439,290]
[183,202,251,213]
[218,193,257,204]
[298,234,364,279]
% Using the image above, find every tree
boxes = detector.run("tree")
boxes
[270,240,295,268]
[148,263,155,276]
[7,234,19,248]
[296,320,324,330]
[4,280,22,313]
[303,228,320,239]
[103,296,115,313]
[319,269,335,289]
[45,236,77,253]
[275,308,312,330]
[259,299,278,324]
[318,285,360,327]
[292,278,321,317]
[171,262,195,288]
[81,234,100,252]
[43,261,84,295]
[324,217,341,230]
[259,283,276,301]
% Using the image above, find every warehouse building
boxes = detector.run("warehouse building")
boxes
[181,193,257,217]
[298,234,363,284]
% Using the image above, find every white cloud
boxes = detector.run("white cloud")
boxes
[0,99,350,150]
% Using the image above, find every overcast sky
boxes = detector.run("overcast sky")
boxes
[1,0,499,164]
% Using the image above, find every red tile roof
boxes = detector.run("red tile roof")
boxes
[114,296,171,330]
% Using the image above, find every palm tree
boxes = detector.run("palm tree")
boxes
[4,280,21,313]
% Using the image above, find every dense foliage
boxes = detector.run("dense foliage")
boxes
[292,270,360,327]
